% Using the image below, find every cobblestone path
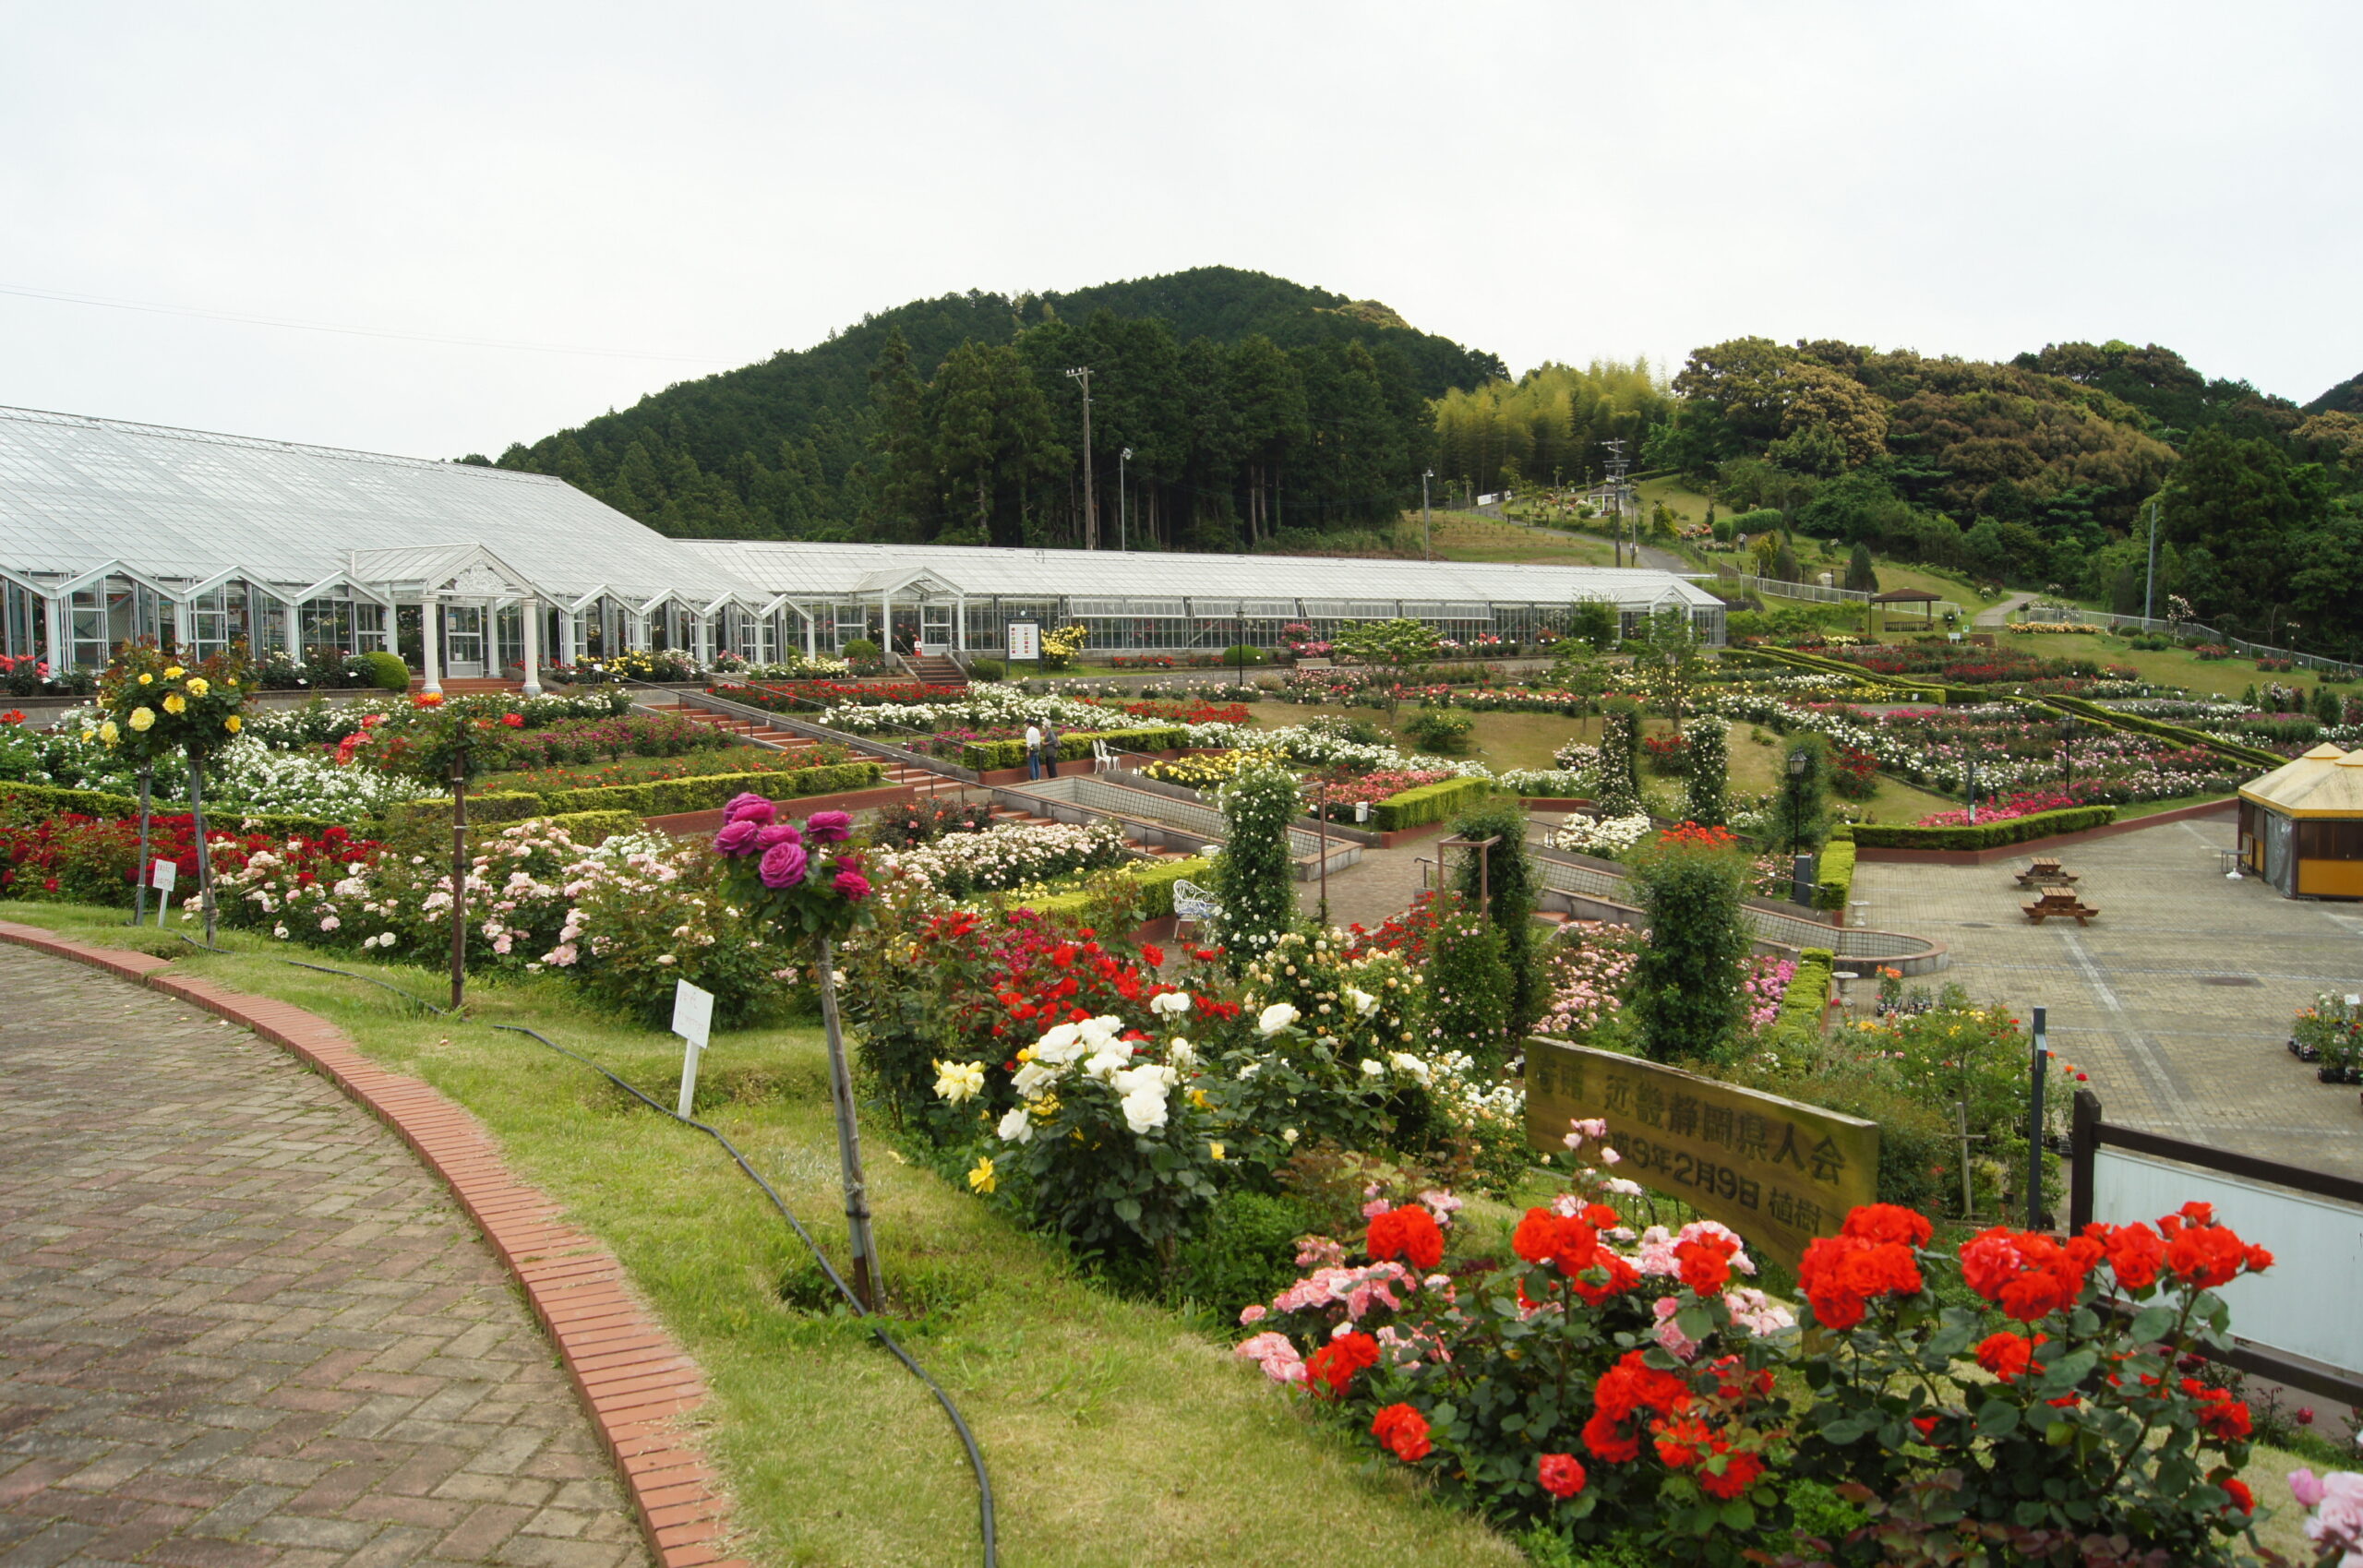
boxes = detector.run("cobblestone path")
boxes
[0,948,651,1568]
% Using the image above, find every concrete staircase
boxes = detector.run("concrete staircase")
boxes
[663,701,964,799]
[899,652,966,688]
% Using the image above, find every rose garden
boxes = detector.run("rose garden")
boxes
[4,615,2361,1568]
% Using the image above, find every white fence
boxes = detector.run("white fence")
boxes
[2091,1146,2363,1382]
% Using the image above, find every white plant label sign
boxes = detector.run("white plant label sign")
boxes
[672,978,714,1118]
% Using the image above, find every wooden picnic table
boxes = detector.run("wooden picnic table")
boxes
[2022,888,2099,925]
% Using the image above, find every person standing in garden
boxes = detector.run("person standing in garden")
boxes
[1025,721,1044,780]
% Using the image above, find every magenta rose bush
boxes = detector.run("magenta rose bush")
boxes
[711,795,872,940]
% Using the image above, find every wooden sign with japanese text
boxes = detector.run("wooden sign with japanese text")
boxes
[1524,1037,1878,1272]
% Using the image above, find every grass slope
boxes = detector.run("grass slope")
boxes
[0,905,1519,1568]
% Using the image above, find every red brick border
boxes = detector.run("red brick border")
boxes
[0,918,751,1568]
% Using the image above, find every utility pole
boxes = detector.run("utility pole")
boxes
[1065,366,1097,549]
[2142,497,2160,623]
[1421,468,1434,561]
[1602,438,1631,568]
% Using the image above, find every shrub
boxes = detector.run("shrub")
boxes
[1683,717,1730,829]
[1449,799,1543,1035]
[1169,1190,1316,1318]
[1423,896,1513,1067]
[1371,775,1491,832]
[1812,839,1855,913]
[1210,760,1299,963]
[1626,823,1750,1062]
[352,650,411,692]
[1595,702,1642,816]
[1402,707,1475,755]
[1849,805,2113,851]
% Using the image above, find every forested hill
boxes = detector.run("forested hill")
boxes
[473,267,1505,548]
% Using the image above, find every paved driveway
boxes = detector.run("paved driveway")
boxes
[1849,814,2363,1179]
[0,949,647,1568]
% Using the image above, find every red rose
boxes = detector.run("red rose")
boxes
[1365,1205,1445,1271]
[1537,1453,1588,1498]
[1974,1331,2039,1382]
[1699,1449,1764,1500]
[1370,1403,1431,1463]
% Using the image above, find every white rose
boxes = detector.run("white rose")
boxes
[933,1059,985,1104]
[1120,1087,1169,1135]
[996,1107,1034,1144]
[1256,1002,1300,1036]
[1149,990,1192,1017]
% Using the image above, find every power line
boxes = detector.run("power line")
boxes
[0,281,736,365]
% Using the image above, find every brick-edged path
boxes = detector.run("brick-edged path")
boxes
[0,930,749,1568]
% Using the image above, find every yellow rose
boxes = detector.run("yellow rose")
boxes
[138,673,152,685]
[129,706,155,731]
[162,693,187,715]
[99,721,119,744]
[225,713,243,734]
[186,676,210,697]
[164,665,185,678]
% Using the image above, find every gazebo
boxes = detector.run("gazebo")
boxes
[1868,589,1940,631]
[2237,744,2363,899]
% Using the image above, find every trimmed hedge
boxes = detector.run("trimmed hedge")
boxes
[1372,775,1492,832]
[959,725,1187,772]
[0,780,350,841]
[1025,855,1213,922]
[1813,838,1856,913]
[535,762,884,818]
[1765,946,1834,1047]
[1848,805,2115,851]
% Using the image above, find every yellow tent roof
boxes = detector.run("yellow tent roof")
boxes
[2240,744,2363,817]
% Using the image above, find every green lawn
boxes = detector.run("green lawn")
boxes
[0,904,1519,1568]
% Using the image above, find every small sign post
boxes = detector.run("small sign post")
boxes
[672,978,715,1119]
[150,857,177,928]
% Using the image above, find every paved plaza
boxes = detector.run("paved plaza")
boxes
[1851,813,2363,1179]
[0,949,647,1568]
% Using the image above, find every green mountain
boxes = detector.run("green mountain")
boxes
[478,267,1505,548]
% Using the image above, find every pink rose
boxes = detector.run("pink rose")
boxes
[759,843,809,890]
[724,792,776,825]
[714,820,761,857]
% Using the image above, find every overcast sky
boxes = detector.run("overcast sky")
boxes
[4,0,2357,460]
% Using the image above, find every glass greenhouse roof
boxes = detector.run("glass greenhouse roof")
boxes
[1,404,1720,615]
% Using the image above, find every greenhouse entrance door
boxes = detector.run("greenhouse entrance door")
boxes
[444,604,486,677]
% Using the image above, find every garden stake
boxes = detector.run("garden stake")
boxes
[188,750,217,948]
[2027,1004,2048,1229]
[449,760,468,1013]
[815,937,882,1313]
[129,762,152,926]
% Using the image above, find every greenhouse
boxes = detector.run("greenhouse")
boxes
[0,403,1723,687]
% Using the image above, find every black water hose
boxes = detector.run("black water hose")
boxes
[158,935,999,1564]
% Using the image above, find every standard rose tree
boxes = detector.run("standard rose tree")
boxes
[712,796,881,1306]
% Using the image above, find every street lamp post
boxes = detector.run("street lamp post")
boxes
[1065,366,1097,548]
[1421,468,1434,561]
[1119,447,1132,553]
